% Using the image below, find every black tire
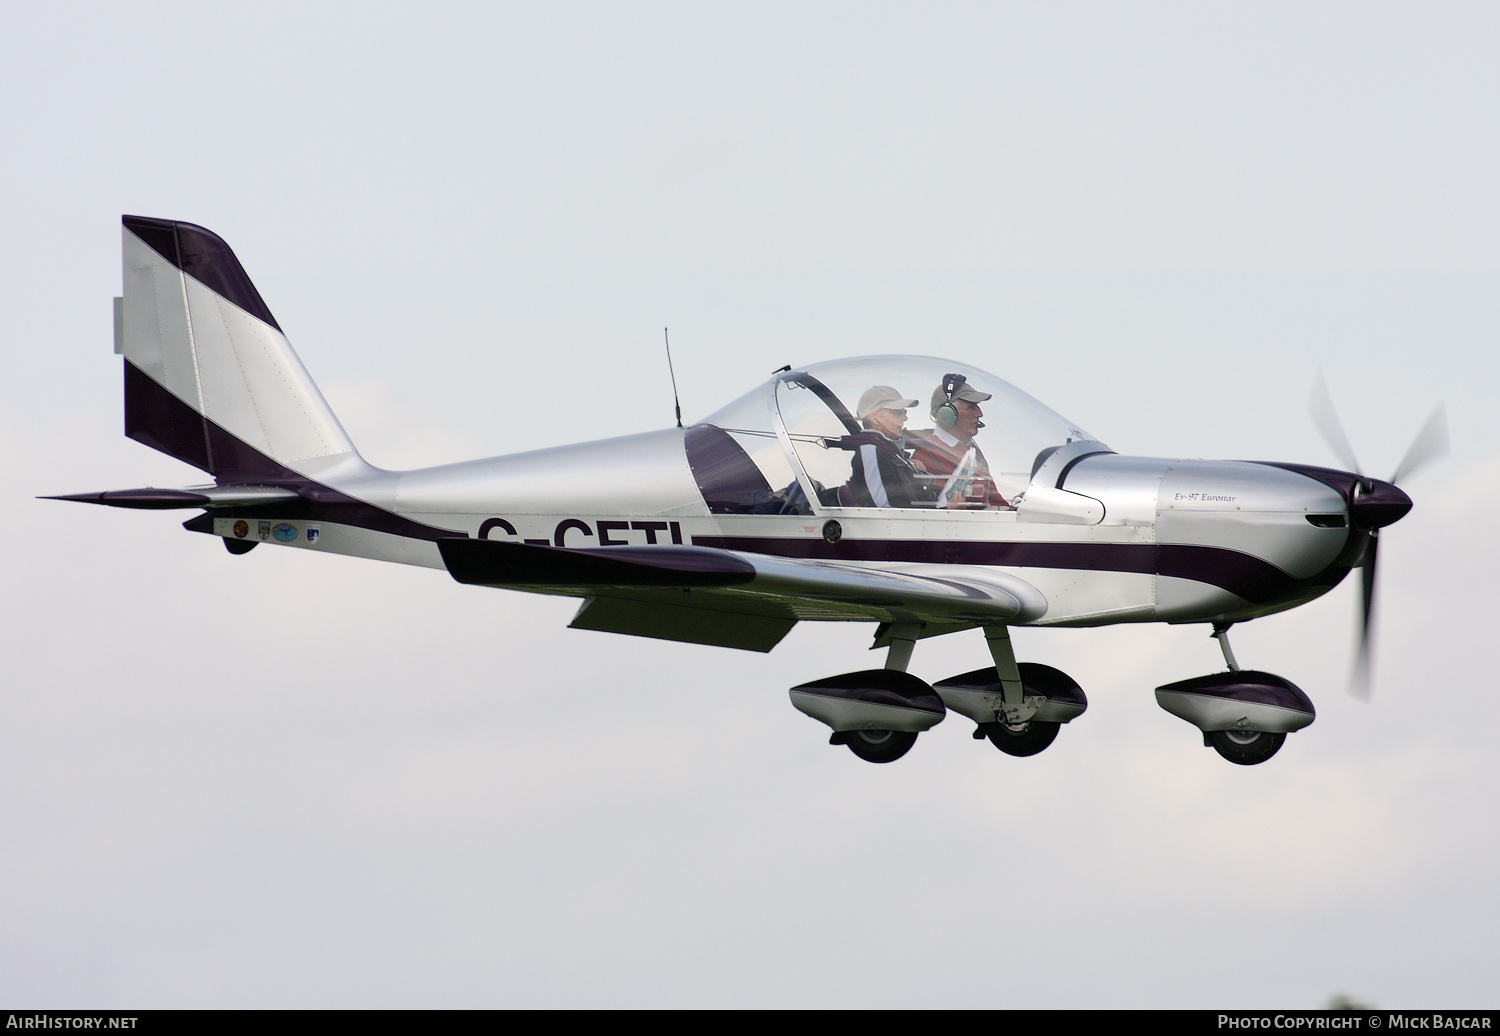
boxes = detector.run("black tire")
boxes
[1207,729,1286,766]
[845,729,918,763]
[981,720,1061,757]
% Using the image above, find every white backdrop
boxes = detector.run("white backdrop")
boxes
[1,1,1496,1007]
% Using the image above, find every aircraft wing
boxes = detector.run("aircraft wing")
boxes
[437,538,1047,652]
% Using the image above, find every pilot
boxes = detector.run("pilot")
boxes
[844,386,934,508]
[910,374,1009,508]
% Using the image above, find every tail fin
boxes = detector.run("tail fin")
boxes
[117,215,359,481]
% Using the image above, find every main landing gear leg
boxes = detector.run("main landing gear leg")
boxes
[975,627,1060,756]
[885,623,921,673]
[932,628,1083,757]
[983,626,1033,718]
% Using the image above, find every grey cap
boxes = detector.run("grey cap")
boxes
[856,385,919,419]
[930,379,992,416]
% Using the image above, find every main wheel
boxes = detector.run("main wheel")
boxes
[845,729,918,763]
[1207,729,1286,766]
[981,720,1060,757]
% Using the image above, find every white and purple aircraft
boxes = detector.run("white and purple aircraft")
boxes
[49,216,1444,766]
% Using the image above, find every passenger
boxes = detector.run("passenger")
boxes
[844,386,934,508]
[910,374,1009,508]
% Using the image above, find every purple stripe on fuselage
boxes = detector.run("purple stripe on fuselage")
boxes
[123,215,283,332]
[690,534,1304,605]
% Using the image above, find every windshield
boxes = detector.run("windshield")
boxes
[688,356,1102,513]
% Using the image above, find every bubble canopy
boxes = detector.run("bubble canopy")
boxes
[686,356,1103,514]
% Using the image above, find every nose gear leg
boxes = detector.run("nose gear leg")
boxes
[1212,621,1241,672]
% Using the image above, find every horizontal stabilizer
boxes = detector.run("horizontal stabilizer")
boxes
[42,485,301,510]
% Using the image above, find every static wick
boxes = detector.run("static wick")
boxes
[664,327,682,428]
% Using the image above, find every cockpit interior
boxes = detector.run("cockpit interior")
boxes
[685,356,1102,516]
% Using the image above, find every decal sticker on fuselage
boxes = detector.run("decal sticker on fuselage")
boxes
[272,523,298,543]
[232,520,249,539]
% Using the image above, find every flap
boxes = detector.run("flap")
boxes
[569,595,796,652]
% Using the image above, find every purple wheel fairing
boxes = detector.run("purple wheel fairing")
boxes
[1154,670,1315,736]
[1155,670,1314,715]
[934,662,1087,708]
[789,669,945,717]
[934,662,1087,726]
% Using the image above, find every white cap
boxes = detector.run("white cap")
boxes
[856,385,919,419]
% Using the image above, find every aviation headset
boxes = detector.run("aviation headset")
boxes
[934,373,967,430]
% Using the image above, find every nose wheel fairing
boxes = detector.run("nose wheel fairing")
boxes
[1155,661,1314,765]
[1155,671,1316,736]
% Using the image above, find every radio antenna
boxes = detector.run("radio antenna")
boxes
[664,327,683,428]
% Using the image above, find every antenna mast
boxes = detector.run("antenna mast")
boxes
[664,327,683,428]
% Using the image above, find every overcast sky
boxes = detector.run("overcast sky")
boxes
[2,1,1497,1007]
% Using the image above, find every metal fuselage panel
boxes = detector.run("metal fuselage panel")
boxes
[226,429,1357,627]
[390,428,710,523]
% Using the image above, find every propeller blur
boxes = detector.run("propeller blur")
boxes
[1309,373,1449,698]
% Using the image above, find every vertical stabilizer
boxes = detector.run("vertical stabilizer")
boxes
[119,215,358,481]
